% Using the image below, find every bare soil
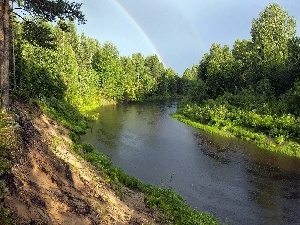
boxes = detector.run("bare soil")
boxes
[3,101,165,225]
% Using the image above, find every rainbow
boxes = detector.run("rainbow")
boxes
[114,0,166,67]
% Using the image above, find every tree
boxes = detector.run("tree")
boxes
[182,64,198,95]
[131,53,152,100]
[287,37,300,85]
[164,68,177,95]
[0,0,85,112]
[0,0,10,112]
[120,56,137,101]
[250,3,296,95]
[92,42,124,101]
[145,54,164,96]
[199,43,236,98]
[22,17,57,49]
[232,39,255,87]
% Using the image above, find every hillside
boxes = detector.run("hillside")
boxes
[1,100,165,224]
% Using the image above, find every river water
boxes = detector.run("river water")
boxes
[81,101,300,225]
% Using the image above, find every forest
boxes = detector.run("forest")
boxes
[11,19,180,104]
[177,3,300,157]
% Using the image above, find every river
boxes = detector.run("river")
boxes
[81,101,300,225]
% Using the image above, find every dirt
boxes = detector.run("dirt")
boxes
[3,101,165,225]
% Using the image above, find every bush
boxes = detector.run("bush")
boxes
[81,142,94,153]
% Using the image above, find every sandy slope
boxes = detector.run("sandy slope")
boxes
[3,101,164,225]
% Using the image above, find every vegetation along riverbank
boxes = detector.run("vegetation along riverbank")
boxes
[0,1,299,224]
[177,3,300,158]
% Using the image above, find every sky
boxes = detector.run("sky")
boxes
[77,0,300,75]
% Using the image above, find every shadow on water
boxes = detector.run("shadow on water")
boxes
[81,101,300,225]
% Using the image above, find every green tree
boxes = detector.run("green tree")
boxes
[131,53,152,100]
[232,39,255,87]
[164,68,177,95]
[92,42,124,101]
[251,3,296,95]
[20,41,67,99]
[145,54,164,96]
[120,56,138,101]
[199,43,236,98]
[287,37,300,85]
[145,55,164,81]
[0,0,85,112]
[22,17,57,49]
[182,64,198,95]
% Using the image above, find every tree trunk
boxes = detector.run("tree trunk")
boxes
[11,0,15,91]
[0,0,10,113]
[0,2,4,110]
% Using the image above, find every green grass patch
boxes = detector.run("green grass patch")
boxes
[172,113,234,138]
[172,113,300,158]
[73,143,220,225]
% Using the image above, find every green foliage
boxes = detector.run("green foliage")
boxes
[12,16,181,109]
[0,157,10,177]
[22,18,57,49]
[0,116,15,224]
[176,102,300,157]
[251,3,296,66]
[182,65,198,95]
[81,142,94,153]
[90,43,180,102]
[0,202,15,225]
[179,3,300,157]
[250,3,297,95]
[39,97,88,134]
[198,43,237,98]
[19,0,86,24]
[19,43,67,99]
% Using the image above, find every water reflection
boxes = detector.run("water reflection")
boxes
[81,101,300,225]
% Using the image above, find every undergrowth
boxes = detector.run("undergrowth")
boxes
[0,113,16,224]
[172,108,300,158]
[39,97,89,135]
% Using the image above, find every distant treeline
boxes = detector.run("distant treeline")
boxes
[11,18,181,112]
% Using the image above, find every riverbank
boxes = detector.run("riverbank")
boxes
[172,113,300,158]
[0,99,220,224]
[1,100,166,224]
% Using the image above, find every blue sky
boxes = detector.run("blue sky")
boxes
[77,0,300,74]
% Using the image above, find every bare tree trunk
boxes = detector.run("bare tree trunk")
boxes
[0,2,4,111]
[0,0,10,112]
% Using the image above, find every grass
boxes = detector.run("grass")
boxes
[172,113,300,158]
[172,114,234,138]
